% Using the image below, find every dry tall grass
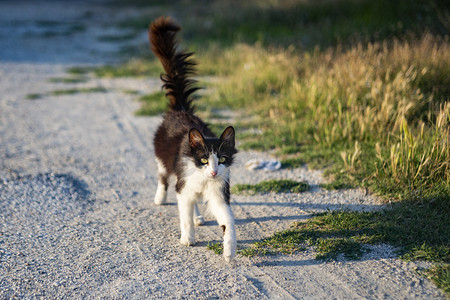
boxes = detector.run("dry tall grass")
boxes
[202,34,449,199]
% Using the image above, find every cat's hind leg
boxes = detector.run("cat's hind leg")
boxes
[194,203,205,226]
[154,158,169,205]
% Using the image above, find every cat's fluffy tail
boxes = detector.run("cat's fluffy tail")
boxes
[149,16,198,113]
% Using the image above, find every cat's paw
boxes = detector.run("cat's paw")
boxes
[223,254,235,262]
[180,235,195,246]
[154,191,167,205]
[223,232,237,262]
[194,216,205,226]
[223,246,236,262]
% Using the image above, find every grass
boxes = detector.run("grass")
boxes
[135,91,167,116]
[84,0,449,292]
[427,265,450,294]
[48,77,88,84]
[206,35,450,201]
[199,36,450,289]
[232,179,310,195]
[25,93,43,100]
[50,87,108,96]
[241,199,450,262]
[206,242,223,255]
[113,0,449,50]
[25,87,108,100]
[67,60,163,78]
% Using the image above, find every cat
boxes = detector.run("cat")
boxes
[149,16,238,262]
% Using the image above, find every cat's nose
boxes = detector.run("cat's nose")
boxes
[211,171,218,177]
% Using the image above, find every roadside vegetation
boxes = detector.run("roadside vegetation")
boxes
[76,0,449,292]
[26,87,108,100]
[232,179,310,194]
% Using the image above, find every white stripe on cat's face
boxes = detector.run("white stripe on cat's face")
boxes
[205,153,225,179]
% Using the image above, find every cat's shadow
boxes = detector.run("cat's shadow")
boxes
[201,214,304,227]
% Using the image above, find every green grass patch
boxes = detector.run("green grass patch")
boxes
[280,157,305,169]
[206,242,223,255]
[67,59,163,78]
[122,89,141,95]
[25,93,43,100]
[25,87,107,100]
[67,67,91,75]
[48,77,87,84]
[50,87,108,96]
[135,91,167,116]
[319,181,353,190]
[315,238,364,260]
[232,179,310,195]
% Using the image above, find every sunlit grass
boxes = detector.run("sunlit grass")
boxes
[135,91,167,116]
[202,36,449,293]
[201,34,450,201]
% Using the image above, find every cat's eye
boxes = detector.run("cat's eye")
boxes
[219,157,226,163]
[200,158,208,164]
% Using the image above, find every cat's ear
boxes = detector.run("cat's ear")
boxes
[189,128,205,148]
[219,126,235,148]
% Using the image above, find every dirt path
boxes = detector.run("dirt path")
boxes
[0,1,445,298]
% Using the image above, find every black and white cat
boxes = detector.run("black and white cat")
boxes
[149,17,237,261]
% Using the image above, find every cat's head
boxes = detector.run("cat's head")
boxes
[188,126,237,179]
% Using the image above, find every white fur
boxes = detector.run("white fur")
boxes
[177,155,236,261]
[194,203,205,226]
[154,158,168,205]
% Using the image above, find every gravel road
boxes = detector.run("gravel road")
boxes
[0,1,446,298]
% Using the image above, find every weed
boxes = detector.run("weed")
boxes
[48,77,87,84]
[67,67,90,75]
[50,87,108,96]
[25,93,43,100]
[122,89,141,95]
[25,87,107,100]
[206,242,223,255]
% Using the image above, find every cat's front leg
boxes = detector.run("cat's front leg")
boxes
[177,193,196,246]
[209,197,236,262]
